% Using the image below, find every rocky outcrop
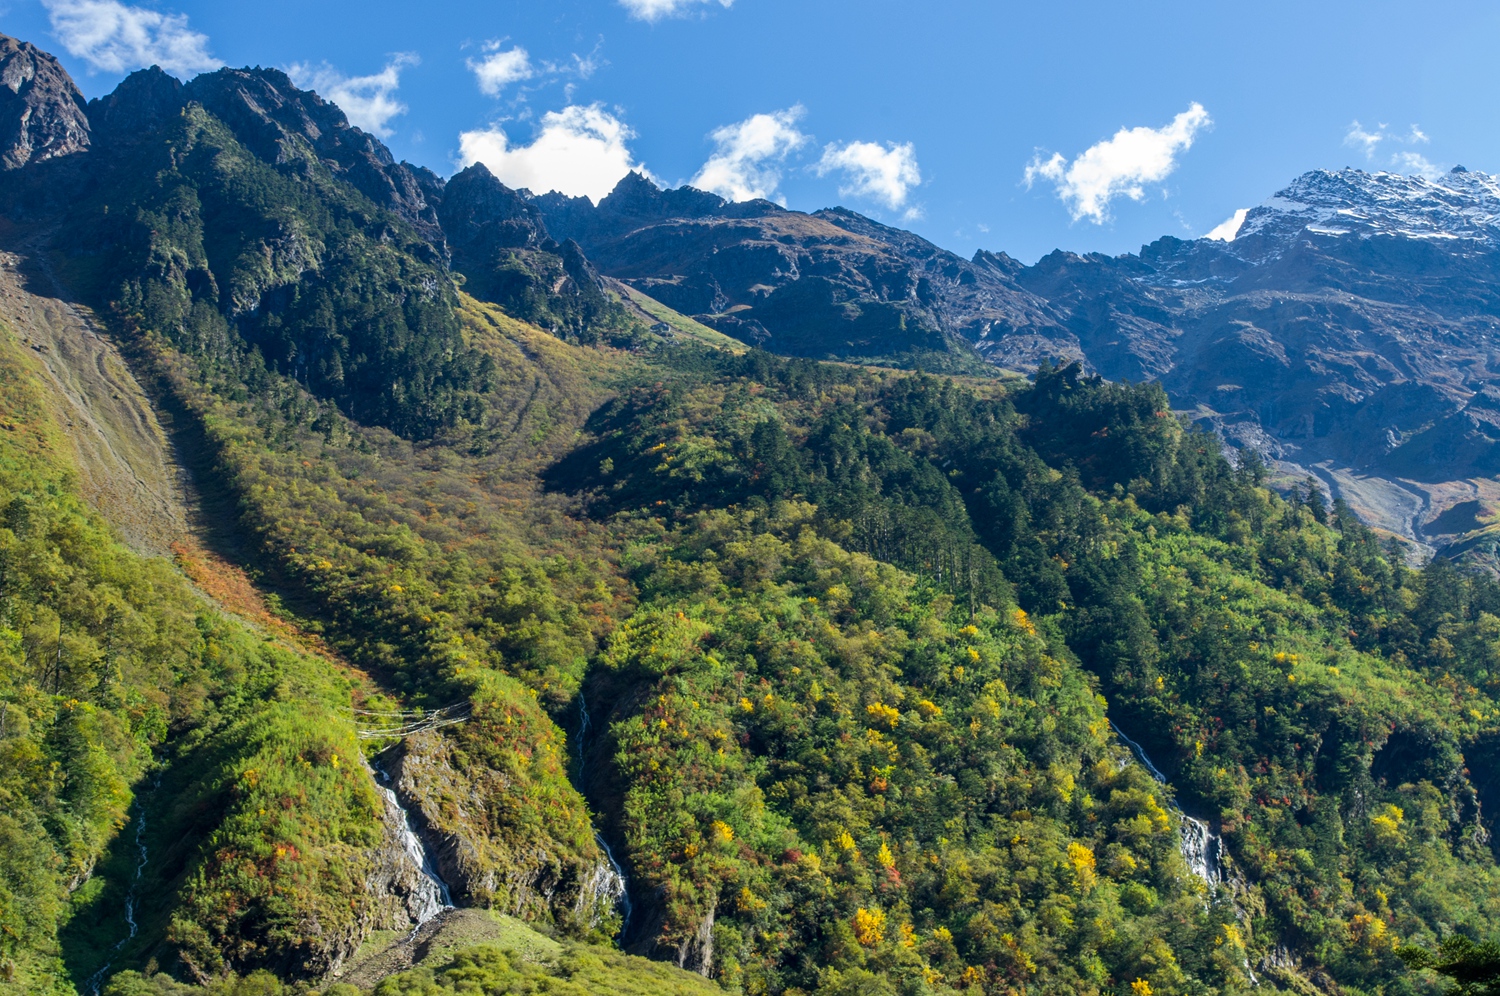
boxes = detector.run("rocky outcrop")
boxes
[365,772,449,933]
[85,66,184,147]
[387,727,618,932]
[436,163,552,256]
[436,164,624,337]
[0,33,90,169]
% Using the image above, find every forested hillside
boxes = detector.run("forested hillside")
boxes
[2,30,1500,996]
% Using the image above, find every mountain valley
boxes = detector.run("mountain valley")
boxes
[3,28,1500,996]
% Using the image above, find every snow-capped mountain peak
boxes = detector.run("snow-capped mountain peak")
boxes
[1233,166,1500,246]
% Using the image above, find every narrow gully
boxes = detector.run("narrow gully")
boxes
[1111,721,1260,985]
[83,777,156,996]
[577,691,633,937]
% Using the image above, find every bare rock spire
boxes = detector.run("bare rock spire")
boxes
[0,33,90,169]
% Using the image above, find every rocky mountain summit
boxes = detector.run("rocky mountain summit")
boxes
[0,34,90,169]
[1235,166,1500,247]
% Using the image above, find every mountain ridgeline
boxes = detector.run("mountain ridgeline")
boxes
[4,31,1500,996]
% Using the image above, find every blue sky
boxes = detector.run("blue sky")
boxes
[6,0,1498,263]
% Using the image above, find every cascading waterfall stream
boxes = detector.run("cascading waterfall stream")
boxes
[577,691,633,937]
[1109,721,1223,884]
[83,777,156,996]
[374,765,453,929]
[1111,721,1259,985]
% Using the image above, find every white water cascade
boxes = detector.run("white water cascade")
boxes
[1112,722,1260,984]
[1110,722,1223,886]
[577,692,632,936]
[375,766,453,928]
[83,782,154,995]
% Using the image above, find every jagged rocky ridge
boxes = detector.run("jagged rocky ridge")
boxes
[0,34,90,169]
[528,172,1055,363]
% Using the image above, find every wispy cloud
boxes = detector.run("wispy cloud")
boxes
[468,43,532,96]
[1344,121,1386,158]
[466,40,601,104]
[1025,103,1211,224]
[1344,120,1428,159]
[1393,150,1443,180]
[619,0,733,22]
[817,140,921,214]
[288,54,417,138]
[1204,207,1248,241]
[1344,121,1442,178]
[690,106,809,203]
[458,104,652,203]
[42,0,216,76]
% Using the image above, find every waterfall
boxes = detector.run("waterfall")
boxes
[83,781,154,995]
[577,691,632,937]
[1111,721,1260,984]
[1109,722,1222,886]
[375,766,452,927]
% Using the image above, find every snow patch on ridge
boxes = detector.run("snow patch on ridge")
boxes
[1235,166,1500,246]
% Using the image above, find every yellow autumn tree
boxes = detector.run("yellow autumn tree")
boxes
[1067,841,1097,890]
[854,906,887,946]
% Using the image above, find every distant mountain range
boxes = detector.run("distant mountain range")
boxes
[3,34,1498,561]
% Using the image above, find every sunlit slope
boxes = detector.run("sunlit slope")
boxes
[0,325,397,994]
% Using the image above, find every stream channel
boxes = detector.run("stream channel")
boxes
[1113,722,1262,984]
[374,764,454,930]
[83,778,156,996]
[1110,722,1224,887]
[577,692,633,938]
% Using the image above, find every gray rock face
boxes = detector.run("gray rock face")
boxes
[0,33,90,169]
[1007,168,1500,491]
[436,163,552,258]
[85,66,184,146]
[529,172,1057,362]
[386,730,617,931]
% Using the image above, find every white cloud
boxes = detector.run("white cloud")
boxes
[458,104,651,203]
[1204,207,1248,241]
[690,106,809,203]
[42,0,216,76]
[1024,102,1212,224]
[1344,120,1442,177]
[619,0,733,22]
[1344,120,1386,158]
[288,54,417,138]
[468,43,532,96]
[816,140,920,211]
[1393,150,1444,180]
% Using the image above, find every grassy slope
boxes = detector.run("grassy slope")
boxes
[0,321,386,993]
[605,280,747,353]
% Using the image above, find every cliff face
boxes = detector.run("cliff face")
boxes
[529,172,1055,365]
[0,34,90,169]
